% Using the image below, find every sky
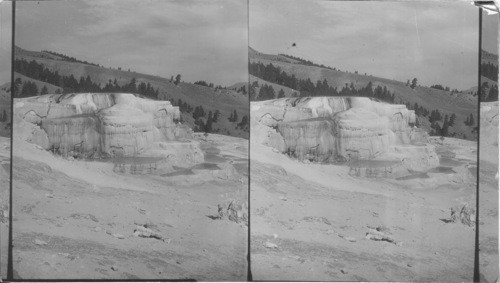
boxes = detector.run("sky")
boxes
[0,1,12,85]
[483,9,499,55]
[15,0,248,86]
[250,0,490,90]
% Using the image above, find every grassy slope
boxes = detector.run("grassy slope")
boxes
[482,50,498,65]
[15,47,249,139]
[250,49,478,140]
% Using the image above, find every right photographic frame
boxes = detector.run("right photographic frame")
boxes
[249,1,497,281]
[479,3,499,282]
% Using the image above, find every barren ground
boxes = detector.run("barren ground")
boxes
[0,136,10,279]
[11,133,248,280]
[250,137,478,281]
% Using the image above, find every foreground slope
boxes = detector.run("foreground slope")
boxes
[11,91,249,279]
[250,97,477,281]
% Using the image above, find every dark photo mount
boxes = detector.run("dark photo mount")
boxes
[476,1,500,282]
[0,0,498,282]
[0,0,12,280]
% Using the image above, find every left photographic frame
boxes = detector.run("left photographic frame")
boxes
[0,0,12,280]
[10,0,249,280]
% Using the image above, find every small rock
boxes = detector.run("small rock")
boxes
[203,249,207,252]
[407,263,412,267]
[176,261,181,265]
[264,241,278,249]
[277,168,287,176]
[279,196,287,201]
[112,233,125,239]
[344,236,357,242]
[33,239,47,246]
[341,269,347,274]
[93,227,102,232]
[45,193,54,198]
[111,266,117,271]
[134,225,164,241]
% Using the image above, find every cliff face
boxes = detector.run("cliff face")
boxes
[14,93,202,166]
[251,97,438,172]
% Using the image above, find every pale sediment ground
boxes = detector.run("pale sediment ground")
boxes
[479,101,499,283]
[0,136,10,279]
[250,137,477,281]
[11,133,248,280]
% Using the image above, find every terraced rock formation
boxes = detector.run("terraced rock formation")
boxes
[14,93,203,169]
[251,97,438,176]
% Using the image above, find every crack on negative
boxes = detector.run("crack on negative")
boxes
[157,108,169,116]
[23,110,47,120]
[393,112,403,119]
[309,144,320,150]
[259,113,283,123]
[73,141,84,148]
[487,113,498,123]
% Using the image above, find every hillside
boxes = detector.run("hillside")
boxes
[0,82,11,137]
[14,46,249,139]
[249,47,479,141]
[250,75,299,99]
[14,73,63,94]
[249,47,300,64]
[480,50,498,102]
[482,49,498,65]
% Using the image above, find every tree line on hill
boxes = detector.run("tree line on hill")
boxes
[249,62,396,102]
[193,80,248,95]
[173,98,248,133]
[480,81,499,102]
[429,84,460,93]
[193,80,214,88]
[278,54,337,70]
[406,101,475,138]
[481,62,498,82]
[13,58,160,99]
[41,50,101,67]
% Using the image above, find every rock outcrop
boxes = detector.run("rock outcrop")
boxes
[251,97,439,173]
[14,93,203,168]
